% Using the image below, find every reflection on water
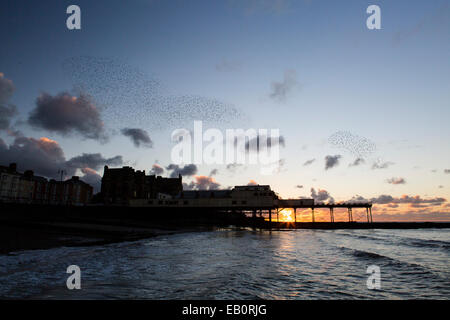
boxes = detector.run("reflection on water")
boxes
[0,228,449,299]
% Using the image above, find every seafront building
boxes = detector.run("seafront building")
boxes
[0,163,93,205]
[100,165,183,204]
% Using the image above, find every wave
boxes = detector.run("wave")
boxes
[335,231,450,251]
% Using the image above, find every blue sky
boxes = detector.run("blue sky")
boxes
[1,0,449,220]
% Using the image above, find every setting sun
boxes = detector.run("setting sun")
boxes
[279,209,294,222]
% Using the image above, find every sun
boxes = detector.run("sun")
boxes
[279,209,294,222]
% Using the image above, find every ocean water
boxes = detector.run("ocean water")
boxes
[0,228,449,299]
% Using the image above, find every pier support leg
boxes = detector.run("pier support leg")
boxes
[294,208,297,223]
[366,207,370,223]
[312,208,315,223]
[252,209,256,219]
[369,207,373,223]
[348,208,353,222]
[269,209,272,223]
[330,207,334,223]
[277,209,279,222]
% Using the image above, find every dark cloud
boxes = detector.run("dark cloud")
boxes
[347,195,369,203]
[226,163,243,173]
[28,92,106,141]
[0,73,18,130]
[166,164,198,178]
[445,169,450,174]
[209,169,218,176]
[121,128,153,148]
[372,161,395,170]
[0,136,66,178]
[149,163,164,175]
[349,158,365,167]
[245,134,285,152]
[325,155,341,170]
[296,185,303,189]
[0,135,122,182]
[370,194,446,205]
[303,158,315,166]
[269,69,297,102]
[65,153,123,173]
[0,105,17,130]
[328,131,376,159]
[310,188,334,204]
[0,73,15,104]
[386,177,406,185]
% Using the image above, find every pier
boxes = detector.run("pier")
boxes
[275,200,373,223]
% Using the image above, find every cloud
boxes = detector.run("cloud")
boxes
[444,169,450,174]
[386,177,406,185]
[296,185,303,189]
[0,136,66,177]
[80,167,102,192]
[209,168,218,176]
[0,73,15,104]
[310,188,334,203]
[245,134,285,152]
[269,69,297,102]
[303,158,315,166]
[226,163,243,173]
[149,163,164,175]
[0,73,18,130]
[372,161,395,170]
[0,105,17,130]
[370,194,446,205]
[247,180,258,186]
[347,195,369,203]
[325,155,341,170]
[65,153,123,173]
[166,164,198,178]
[28,92,107,141]
[349,158,365,167]
[0,135,122,181]
[121,128,153,148]
[194,175,221,190]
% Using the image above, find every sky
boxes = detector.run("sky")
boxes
[0,0,449,221]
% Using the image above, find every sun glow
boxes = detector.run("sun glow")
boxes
[279,209,294,222]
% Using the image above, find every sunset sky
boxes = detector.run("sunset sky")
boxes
[0,0,449,221]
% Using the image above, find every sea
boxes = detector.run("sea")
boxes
[1,228,449,299]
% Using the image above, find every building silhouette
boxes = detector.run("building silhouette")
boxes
[101,165,183,204]
[0,163,93,205]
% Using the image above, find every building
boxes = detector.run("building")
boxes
[47,177,93,205]
[101,165,183,204]
[0,162,93,205]
[0,163,20,201]
[130,185,282,208]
